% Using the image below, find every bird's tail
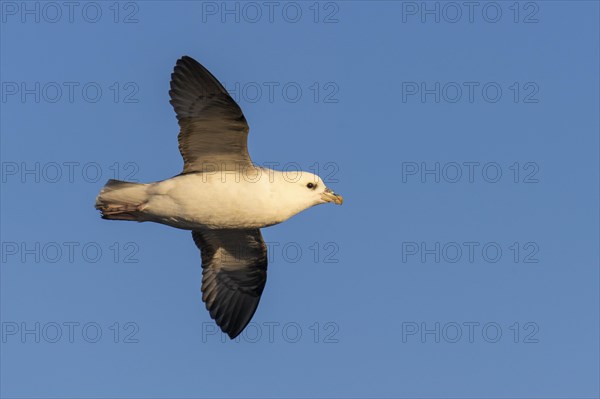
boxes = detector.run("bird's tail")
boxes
[95,179,149,221]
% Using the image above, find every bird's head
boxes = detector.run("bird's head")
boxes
[292,172,343,206]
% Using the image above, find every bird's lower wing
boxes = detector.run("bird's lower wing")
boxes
[192,229,268,339]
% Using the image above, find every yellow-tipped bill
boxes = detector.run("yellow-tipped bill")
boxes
[321,188,343,205]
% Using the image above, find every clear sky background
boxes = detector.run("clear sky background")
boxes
[1,1,598,398]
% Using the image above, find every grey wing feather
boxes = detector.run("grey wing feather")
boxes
[192,229,268,339]
[170,56,252,173]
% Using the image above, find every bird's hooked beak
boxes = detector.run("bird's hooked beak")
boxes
[321,188,343,205]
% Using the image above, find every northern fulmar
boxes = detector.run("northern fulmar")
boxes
[95,55,343,339]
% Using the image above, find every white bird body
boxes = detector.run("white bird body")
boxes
[138,169,324,230]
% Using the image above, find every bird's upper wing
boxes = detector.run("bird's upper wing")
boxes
[170,56,252,173]
[192,229,268,339]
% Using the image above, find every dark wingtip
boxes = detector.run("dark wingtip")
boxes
[176,55,199,68]
[224,319,249,340]
[227,330,242,340]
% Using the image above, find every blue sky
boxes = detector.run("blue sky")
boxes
[1,1,598,398]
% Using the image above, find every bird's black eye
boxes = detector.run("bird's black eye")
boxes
[306,182,316,189]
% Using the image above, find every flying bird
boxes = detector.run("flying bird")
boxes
[95,56,343,339]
